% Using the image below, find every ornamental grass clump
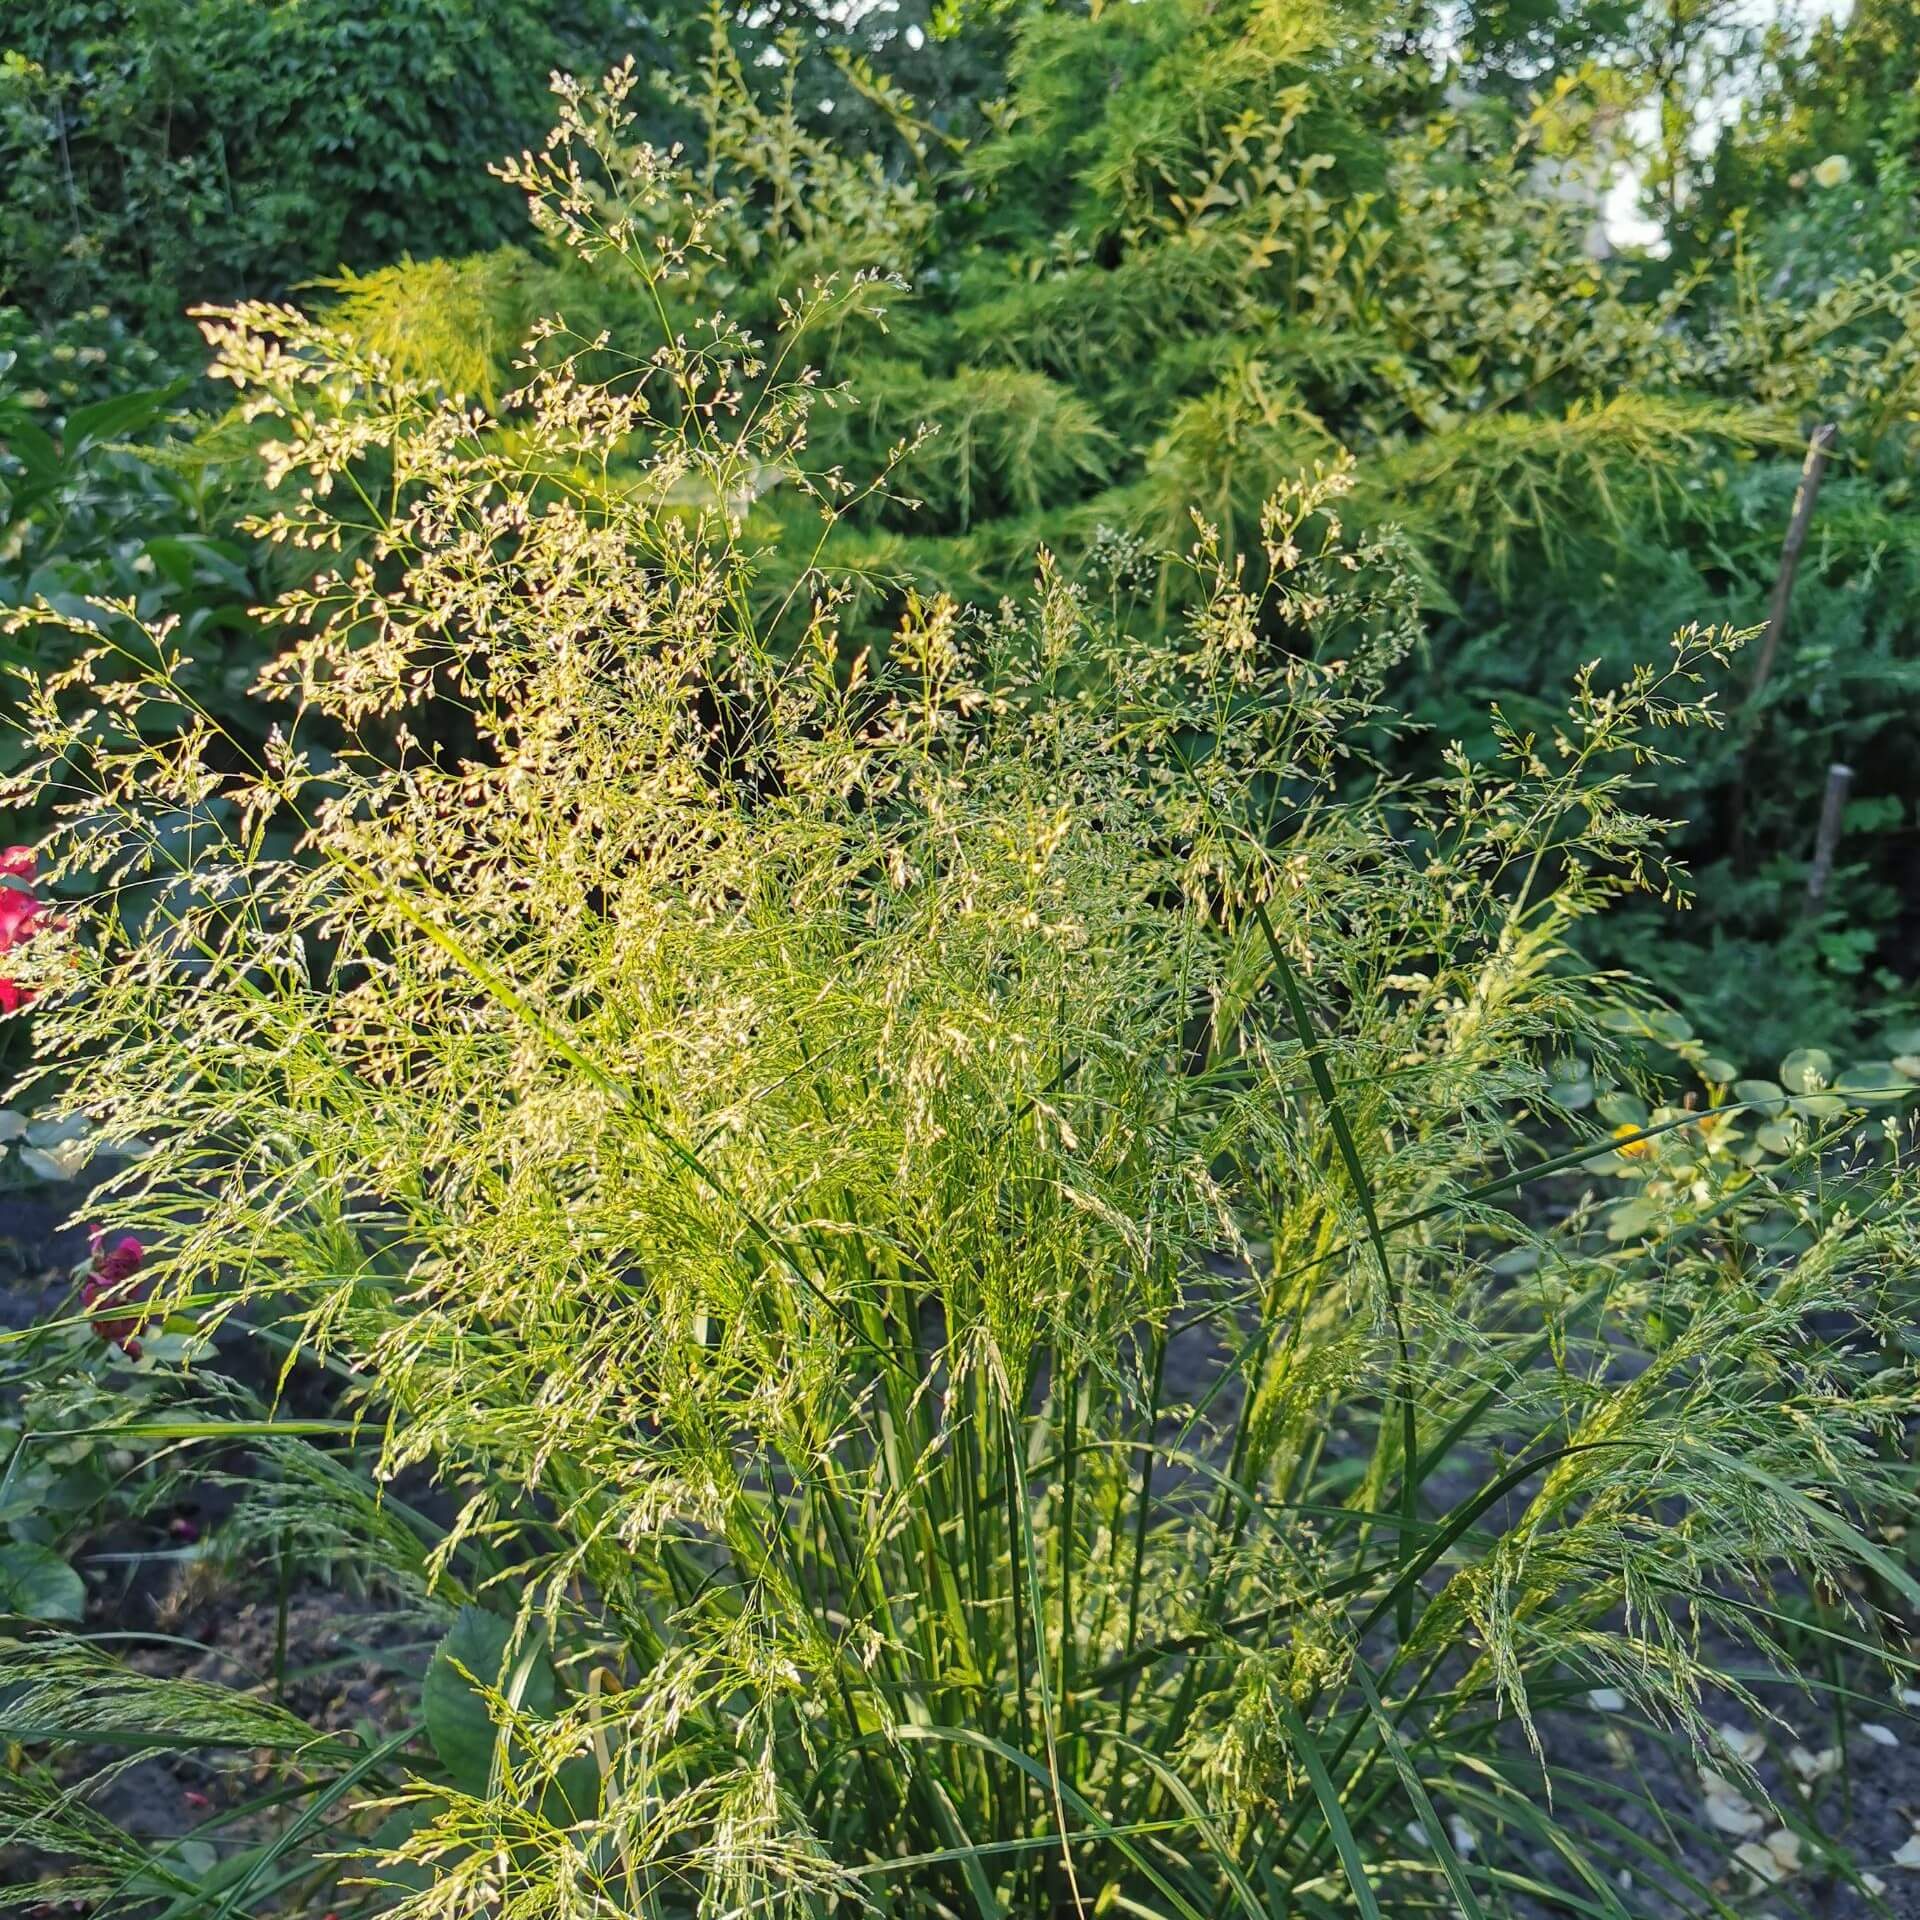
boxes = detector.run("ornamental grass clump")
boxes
[2,67,1918,1920]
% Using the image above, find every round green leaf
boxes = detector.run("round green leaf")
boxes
[1599,1007,1692,1046]
[1734,1078,1786,1116]
[1595,1090,1649,1128]
[1834,1061,1910,1103]
[0,1541,86,1622]
[1779,1048,1833,1095]
[1605,1198,1662,1242]
[1489,1246,1540,1277]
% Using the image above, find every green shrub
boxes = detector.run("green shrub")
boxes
[1680,0,1920,289]
[0,304,273,870]
[2,78,1917,1917]
[0,0,635,342]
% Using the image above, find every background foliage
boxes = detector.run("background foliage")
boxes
[9,0,1915,1057]
[3,5,1920,1916]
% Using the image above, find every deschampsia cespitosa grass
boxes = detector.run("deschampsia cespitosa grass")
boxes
[1,65,1917,1920]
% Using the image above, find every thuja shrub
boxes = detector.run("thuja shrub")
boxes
[2,69,1918,1919]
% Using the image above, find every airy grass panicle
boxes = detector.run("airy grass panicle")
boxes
[1,64,1917,1920]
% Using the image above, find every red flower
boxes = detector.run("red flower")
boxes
[82,1230,149,1356]
[0,851,45,1015]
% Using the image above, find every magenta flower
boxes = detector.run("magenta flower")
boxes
[82,1230,149,1355]
[0,850,46,1015]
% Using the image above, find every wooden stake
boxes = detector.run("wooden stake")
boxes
[1745,422,1837,716]
[1805,761,1853,913]
[1729,422,1838,868]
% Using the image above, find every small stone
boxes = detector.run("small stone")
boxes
[1734,1830,1801,1886]
[1705,1794,1764,1838]
[1700,1771,1765,1838]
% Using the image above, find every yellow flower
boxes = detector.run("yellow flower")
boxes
[1612,1122,1652,1160]
[1811,154,1852,190]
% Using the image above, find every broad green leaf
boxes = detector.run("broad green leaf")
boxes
[143,533,255,595]
[421,1607,596,1821]
[1595,1090,1649,1127]
[423,1606,556,1793]
[1788,1092,1846,1120]
[1604,1198,1660,1242]
[1834,1061,1909,1102]
[0,1541,86,1621]
[1599,1006,1691,1045]
[64,380,186,456]
[2,415,61,486]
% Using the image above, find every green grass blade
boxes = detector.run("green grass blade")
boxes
[197,1721,419,1920]
[1348,1660,1486,1920]
[1276,1701,1383,1920]
[889,1724,1212,1920]
[1251,898,1419,1637]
